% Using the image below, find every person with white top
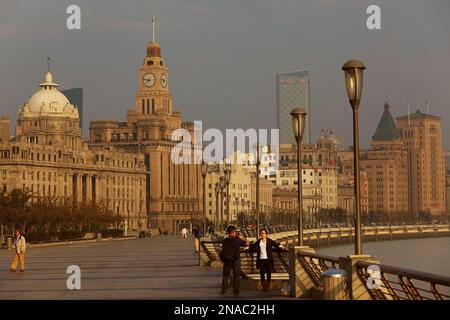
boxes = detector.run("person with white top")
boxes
[249,228,285,291]
[10,229,26,272]
[181,227,188,239]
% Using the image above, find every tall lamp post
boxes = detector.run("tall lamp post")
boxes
[235,197,239,226]
[342,59,366,255]
[219,176,226,230]
[255,142,261,233]
[224,164,232,226]
[290,107,307,246]
[214,182,220,229]
[201,160,208,235]
[241,199,246,228]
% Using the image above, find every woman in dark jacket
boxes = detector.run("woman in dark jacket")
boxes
[249,228,286,291]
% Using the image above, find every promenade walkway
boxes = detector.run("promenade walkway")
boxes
[0,236,289,300]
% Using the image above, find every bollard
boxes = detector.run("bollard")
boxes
[97,233,102,243]
[321,269,347,300]
[7,237,14,250]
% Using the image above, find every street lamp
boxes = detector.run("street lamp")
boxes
[342,59,366,255]
[241,198,246,228]
[290,107,307,246]
[201,160,208,235]
[255,142,261,233]
[224,163,232,226]
[219,176,226,229]
[235,197,239,225]
[214,182,220,229]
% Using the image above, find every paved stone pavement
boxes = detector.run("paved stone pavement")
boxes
[0,236,291,300]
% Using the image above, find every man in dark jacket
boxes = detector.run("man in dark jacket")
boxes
[193,225,202,252]
[220,226,249,295]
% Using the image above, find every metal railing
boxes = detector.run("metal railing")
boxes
[356,261,450,300]
[296,251,340,287]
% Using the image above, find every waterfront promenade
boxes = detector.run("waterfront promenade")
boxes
[0,236,287,300]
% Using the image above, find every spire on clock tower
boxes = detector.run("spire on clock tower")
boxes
[147,15,162,58]
[135,15,173,116]
[152,15,155,42]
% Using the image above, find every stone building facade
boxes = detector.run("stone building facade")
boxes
[88,31,202,232]
[361,103,409,214]
[276,132,339,214]
[0,71,147,230]
[397,109,446,216]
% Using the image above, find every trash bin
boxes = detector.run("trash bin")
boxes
[97,233,102,243]
[7,237,13,250]
[321,269,347,300]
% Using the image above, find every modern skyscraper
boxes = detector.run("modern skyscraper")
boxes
[277,70,310,145]
[61,88,83,131]
[397,109,446,217]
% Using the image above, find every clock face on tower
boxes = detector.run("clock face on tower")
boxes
[160,73,168,88]
[143,73,155,87]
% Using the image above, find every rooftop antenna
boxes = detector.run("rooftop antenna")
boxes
[426,100,429,114]
[47,56,51,73]
[152,15,156,42]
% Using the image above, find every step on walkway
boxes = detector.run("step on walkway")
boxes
[0,236,293,300]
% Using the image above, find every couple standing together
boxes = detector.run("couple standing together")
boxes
[220,226,285,295]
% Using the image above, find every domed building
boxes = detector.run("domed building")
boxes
[15,71,82,150]
[0,70,147,232]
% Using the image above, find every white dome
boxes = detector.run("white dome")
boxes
[28,89,70,111]
[20,72,79,119]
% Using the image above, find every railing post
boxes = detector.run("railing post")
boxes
[289,246,315,298]
[338,255,380,300]
[199,240,210,267]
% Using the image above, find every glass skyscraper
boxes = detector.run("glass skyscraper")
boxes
[276,70,310,145]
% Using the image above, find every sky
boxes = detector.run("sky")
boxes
[0,0,449,149]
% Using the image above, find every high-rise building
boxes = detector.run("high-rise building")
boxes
[397,109,446,217]
[361,103,409,215]
[61,88,83,132]
[277,70,311,145]
[445,152,450,216]
[89,20,202,232]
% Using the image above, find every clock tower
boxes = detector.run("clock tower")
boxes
[135,17,173,115]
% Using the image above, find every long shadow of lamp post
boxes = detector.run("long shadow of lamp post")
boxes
[341,59,366,255]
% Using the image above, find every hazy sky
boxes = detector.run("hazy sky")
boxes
[1,0,449,149]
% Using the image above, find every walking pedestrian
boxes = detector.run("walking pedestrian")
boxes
[193,225,203,252]
[181,227,188,239]
[220,226,249,295]
[249,228,286,291]
[10,229,26,273]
